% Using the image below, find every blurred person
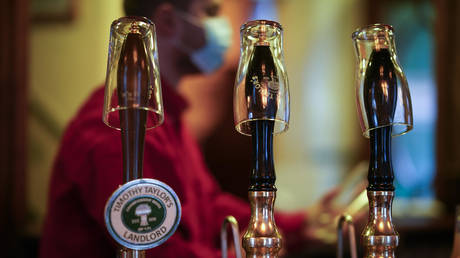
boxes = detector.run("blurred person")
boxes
[39,0,355,257]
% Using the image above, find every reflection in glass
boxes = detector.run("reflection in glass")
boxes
[352,24,413,137]
[103,16,163,130]
[102,16,164,182]
[234,20,289,136]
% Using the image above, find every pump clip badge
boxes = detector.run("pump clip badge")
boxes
[105,179,181,250]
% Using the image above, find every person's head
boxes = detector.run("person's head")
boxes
[123,0,232,80]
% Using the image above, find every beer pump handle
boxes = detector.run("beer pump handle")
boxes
[221,216,243,258]
[234,20,287,258]
[117,32,150,182]
[111,27,151,258]
[103,17,180,254]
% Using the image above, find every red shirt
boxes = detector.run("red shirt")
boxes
[39,81,304,258]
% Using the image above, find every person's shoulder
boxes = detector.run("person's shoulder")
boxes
[58,86,118,155]
[71,85,106,129]
[52,86,123,184]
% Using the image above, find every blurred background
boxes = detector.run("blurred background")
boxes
[1,0,460,257]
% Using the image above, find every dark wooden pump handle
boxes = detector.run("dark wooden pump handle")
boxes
[117,33,150,183]
[363,48,397,191]
[245,45,278,191]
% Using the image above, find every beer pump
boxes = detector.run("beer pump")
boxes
[102,17,181,257]
[350,24,413,257]
[223,20,290,258]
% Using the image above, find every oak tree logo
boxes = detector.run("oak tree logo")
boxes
[121,197,165,233]
[105,179,181,250]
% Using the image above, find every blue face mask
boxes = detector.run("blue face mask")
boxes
[190,17,232,74]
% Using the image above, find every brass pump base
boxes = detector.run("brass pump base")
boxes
[362,191,399,258]
[118,248,145,258]
[243,191,282,258]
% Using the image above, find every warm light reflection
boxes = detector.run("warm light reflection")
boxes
[375,37,381,51]
[378,220,385,231]
[260,223,266,232]
[381,81,389,99]
[261,84,269,107]
[133,47,138,62]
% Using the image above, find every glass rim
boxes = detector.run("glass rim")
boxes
[352,23,394,41]
[240,20,283,32]
[235,118,289,136]
[110,16,156,39]
[103,107,164,131]
[111,16,154,28]
[362,123,414,138]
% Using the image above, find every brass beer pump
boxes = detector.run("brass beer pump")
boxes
[103,17,180,257]
[225,20,290,258]
[351,24,413,258]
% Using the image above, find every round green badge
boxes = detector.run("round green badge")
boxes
[105,179,181,250]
